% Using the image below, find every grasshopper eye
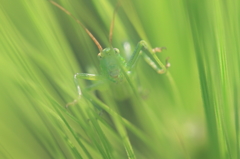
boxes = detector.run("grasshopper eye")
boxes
[114,48,120,54]
[98,53,102,59]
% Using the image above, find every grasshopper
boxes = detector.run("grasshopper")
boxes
[49,1,170,107]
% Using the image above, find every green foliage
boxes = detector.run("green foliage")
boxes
[0,0,239,159]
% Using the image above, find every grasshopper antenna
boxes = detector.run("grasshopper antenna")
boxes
[109,2,120,46]
[49,0,103,51]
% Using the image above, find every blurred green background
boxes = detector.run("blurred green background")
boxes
[0,0,239,159]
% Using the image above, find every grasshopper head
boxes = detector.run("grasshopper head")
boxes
[97,48,120,60]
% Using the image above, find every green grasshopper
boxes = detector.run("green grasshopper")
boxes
[49,1,170,107]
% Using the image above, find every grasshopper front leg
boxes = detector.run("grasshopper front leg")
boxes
[127,40,170,74]
[67,73,104,107]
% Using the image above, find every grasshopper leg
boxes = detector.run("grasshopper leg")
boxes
[127,40,170,74]
[66,73,103,107]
